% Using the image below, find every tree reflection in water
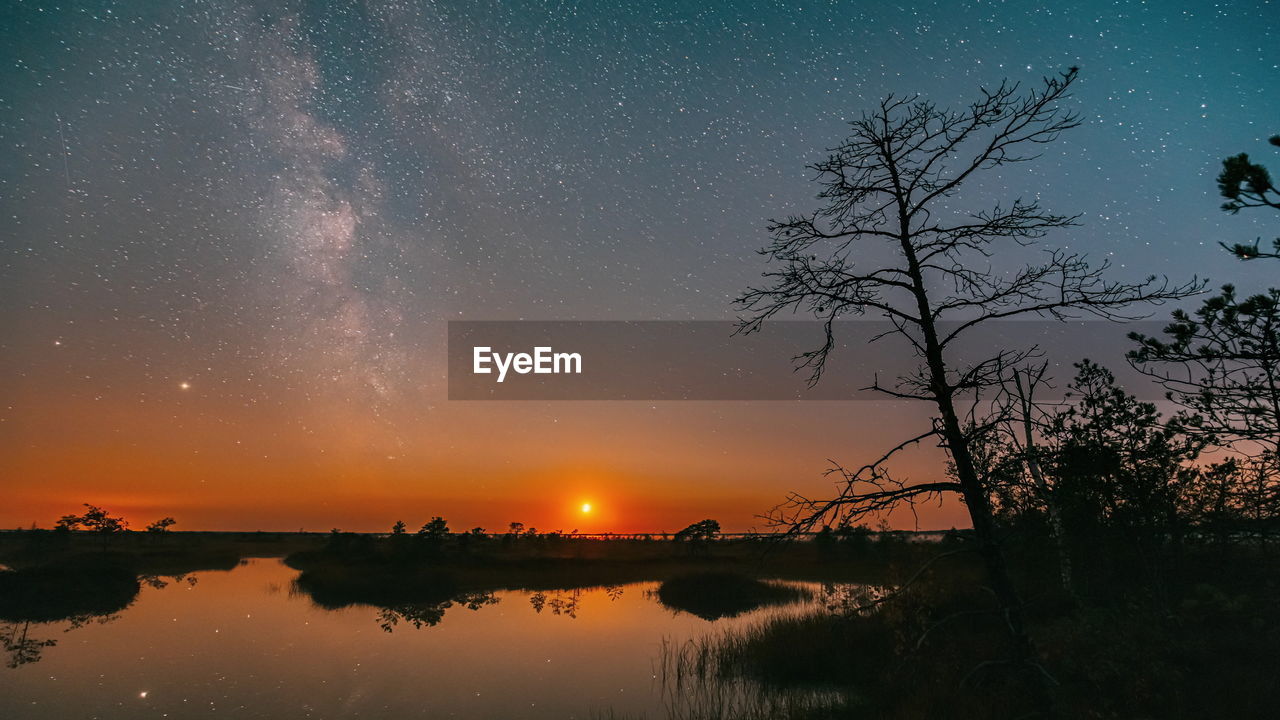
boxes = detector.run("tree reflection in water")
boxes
[528,585,624,618]
[0,562,209,669]
[376,592,500,632]
[1,622,56,669]
[138,573,199,590]
[376,585,625,631]
[2,613,122,669]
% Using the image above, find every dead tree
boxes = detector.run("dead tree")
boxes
[996,364,1076,599]
[735,68,1202,698]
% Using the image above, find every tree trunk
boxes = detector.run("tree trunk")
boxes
[1015,373,1076,599]
[890,180,1051,712]
[936,385,1054,712]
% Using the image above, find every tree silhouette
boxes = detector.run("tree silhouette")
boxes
[77,505,127,535]
[1216,135,1280,260]
[145,517,177,534]
[673,519,720,556]
[1129,286,1280,456]
[415,517,450,556]
[53,505,128,549]
[1129,286,1280,529]
[502,522,525,547]
[673,519,720,543]
[54,514,83,532]
[418,517,449,539]
[735,68,1201,693]
[1046,361,1200,600]
[982,363,1076,596]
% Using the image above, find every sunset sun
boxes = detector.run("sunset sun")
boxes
[580,502,592,514]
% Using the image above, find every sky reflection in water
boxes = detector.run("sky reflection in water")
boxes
[0,558,834,719]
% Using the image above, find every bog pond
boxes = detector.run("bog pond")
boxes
[1,557,852,719]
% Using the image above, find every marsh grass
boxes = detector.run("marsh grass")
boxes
[626,543,1280,720]
[645,616,852,720]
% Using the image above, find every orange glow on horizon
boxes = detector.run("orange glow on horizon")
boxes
[2,360,974,533]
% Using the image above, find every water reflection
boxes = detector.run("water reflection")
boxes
[0,558,854,720]
[528,585,624,618]
[287,551,636,629]
[374,591,501,632]
[2,622,58,669]
[0,563,140,623]
[299,584,629,631]
[655,633,847,720]
[139,573,200,590]
[2,611,128,669]
[814,580,894,613]
[0,560,139,669]
[0,552,237,669]
[653,572,812,620]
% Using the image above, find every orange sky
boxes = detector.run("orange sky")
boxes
[2,349,968,533]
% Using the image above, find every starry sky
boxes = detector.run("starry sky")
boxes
[1,0,1277,532]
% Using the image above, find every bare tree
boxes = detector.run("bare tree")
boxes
[991,364,1075,598]
[735,68,1202,690]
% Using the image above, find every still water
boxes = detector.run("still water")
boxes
[1,558,821,719]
